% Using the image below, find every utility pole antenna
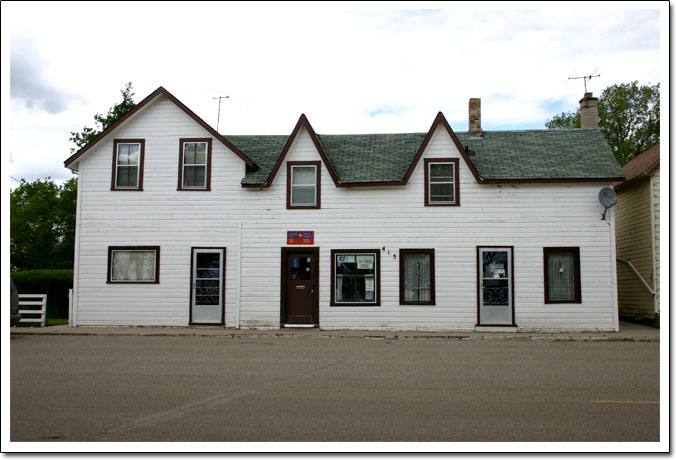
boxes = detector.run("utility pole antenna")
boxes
[213,95,229,132]
[568,70,600,93]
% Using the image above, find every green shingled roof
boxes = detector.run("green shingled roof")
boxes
[456,129,625,181]
[227,135,289,185]
[317,133,427,184]
[227,127,623,186]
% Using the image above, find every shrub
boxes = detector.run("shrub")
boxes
[11,269,73,319]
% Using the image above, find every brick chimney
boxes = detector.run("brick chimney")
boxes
[579,92,599,129]
[469,98,482,136]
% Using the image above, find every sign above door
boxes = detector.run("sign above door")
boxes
[287,231,314,245]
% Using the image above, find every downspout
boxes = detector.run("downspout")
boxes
[649,174,658,314]
[616,257,656,296]
[236,220,242,329]
[608,207,619,331]
[71,169,83,327]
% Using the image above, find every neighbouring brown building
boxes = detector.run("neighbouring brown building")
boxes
[614,144,660,324]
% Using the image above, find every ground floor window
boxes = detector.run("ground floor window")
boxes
[543,247,581,303]
[107,246,160,283]
[331,249,380,306]
[399,249,435,305]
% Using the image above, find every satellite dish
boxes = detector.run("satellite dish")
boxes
[598,187,618,220]
[598,187,618,208]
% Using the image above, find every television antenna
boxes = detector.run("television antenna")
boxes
[568,70,600,93]
[213,95,229,132]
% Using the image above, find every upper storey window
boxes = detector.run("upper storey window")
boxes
[178,139,212,190]
[424,158,459,206]
[287,161,321,209]
[112,140,145,190]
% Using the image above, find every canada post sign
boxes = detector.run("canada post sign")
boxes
[287,231,314,245]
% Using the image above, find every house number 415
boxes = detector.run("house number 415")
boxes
[381,246,397,260]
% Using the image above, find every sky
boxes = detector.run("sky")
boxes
[1,1,667,187]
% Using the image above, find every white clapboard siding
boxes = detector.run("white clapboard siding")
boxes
[74,96,244,327]
[235,125,617,331]
[615,176,656,319]
[73,98,618,331]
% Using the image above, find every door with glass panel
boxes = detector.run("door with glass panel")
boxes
[190,248,225,325]
[478,247,514,325]
[282,248,319,326]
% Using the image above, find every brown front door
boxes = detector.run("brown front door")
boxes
[282,248,319,326]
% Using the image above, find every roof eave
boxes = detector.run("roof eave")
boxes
[479,177,626,184]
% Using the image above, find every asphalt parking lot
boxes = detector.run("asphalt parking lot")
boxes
[9,332,660,444]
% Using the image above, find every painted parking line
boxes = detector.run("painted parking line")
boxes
[590,400,659,405]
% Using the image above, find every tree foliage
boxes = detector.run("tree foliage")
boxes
[10,177,78,271]
[545,110,580,130]
[11,83,138,271]
[69,82,136,153]
[546,81,660,165]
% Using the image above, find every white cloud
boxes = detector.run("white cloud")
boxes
[2,1,664,184]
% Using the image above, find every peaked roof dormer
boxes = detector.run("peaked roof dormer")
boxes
[233,111,482,188]
[235,113,340,188]
[64,86,257,171]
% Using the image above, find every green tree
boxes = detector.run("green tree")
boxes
[69,82,136,152]
[545,110,580,129]
[546,81,660,165]
[10,177,77,270]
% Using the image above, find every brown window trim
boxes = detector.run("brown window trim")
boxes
[399,249,436,305]
[111,139,145,191]
[107,246,160,284]
[177,138,212,191]
[287,161,321,209]
[424,158,460,206]
[543,247,581,304]
[330,249,380,306]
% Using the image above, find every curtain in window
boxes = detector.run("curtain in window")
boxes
[404,253,431,302]
[112,251,156,281]
[547,251,575,301]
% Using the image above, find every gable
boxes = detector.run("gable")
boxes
[64,87,256,172]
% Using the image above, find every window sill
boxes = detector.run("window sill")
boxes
[330,303,381,307]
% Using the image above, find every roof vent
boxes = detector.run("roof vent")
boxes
[464,146,476,156]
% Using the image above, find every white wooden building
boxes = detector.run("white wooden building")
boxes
[64,87,625,332]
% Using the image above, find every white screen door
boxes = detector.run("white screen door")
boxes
[478,247,513,325]
[191,249,224,324]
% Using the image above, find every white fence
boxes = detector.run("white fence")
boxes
[18,294,47,327]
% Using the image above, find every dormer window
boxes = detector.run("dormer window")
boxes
[178,139,212,190]
[424,158,459,206]
[112,140,144,191]
[287,161,321,209]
